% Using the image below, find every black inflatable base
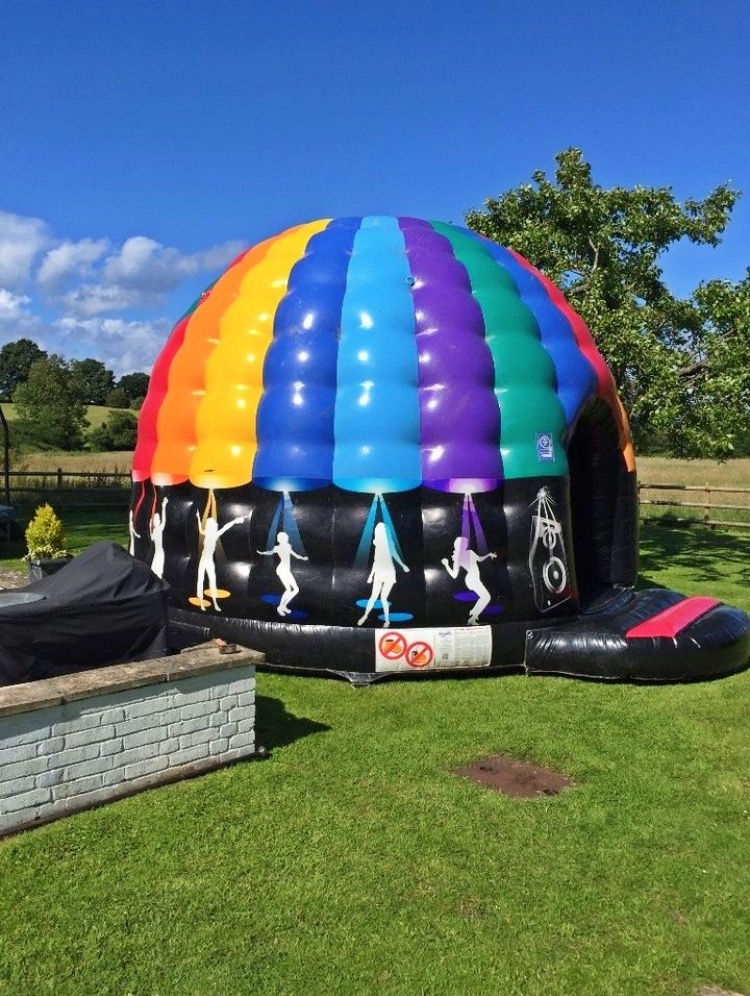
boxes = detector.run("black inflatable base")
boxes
[525,588,750,683]
[170,586,750,685]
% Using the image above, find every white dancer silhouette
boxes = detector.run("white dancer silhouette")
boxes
[128,510,141,557]
[149,497,168,578]
[196,511,250,611]
[257,531,308,616]
[442,535,496,625]
[358,521,409,628]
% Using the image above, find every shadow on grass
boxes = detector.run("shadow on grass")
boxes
[635,573,669,591]
[638,521,750,587]
[255,695,330,751]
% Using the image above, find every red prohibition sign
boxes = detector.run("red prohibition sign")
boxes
[379,631,407,660]
[406,640,434,669]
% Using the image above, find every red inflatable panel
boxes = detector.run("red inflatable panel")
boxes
[625,596,720,639]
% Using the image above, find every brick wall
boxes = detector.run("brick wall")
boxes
[0,644,261,837]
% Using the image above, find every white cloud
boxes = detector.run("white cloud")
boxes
[0,211,51,287]
[37,238,110,288]
[177,242,246,274]
[60,283,165,318]
[0,208,246,372]
[101,235,245,295]
[102,236,171,290]
[55,316,173,376]
[0,289,43,342]
[45,234,245,316]
[0,288,31,319]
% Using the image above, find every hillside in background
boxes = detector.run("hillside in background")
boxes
[2,403,117,432]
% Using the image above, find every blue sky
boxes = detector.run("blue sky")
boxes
[1,0,748,376]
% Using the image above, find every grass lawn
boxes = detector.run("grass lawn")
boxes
[0,521,748,995]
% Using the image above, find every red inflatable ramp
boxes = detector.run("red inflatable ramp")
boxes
[625,596,720,639]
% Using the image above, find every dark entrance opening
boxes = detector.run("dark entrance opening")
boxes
[567,398,638,607]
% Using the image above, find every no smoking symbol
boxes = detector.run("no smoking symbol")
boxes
[406,641,434,669]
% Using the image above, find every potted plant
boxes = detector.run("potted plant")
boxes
[24,503,72,581]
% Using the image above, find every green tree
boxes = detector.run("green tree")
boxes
[0,338,47,401]
[88,409,138,451]
[13,355,89,450]
[685,270,750,456]
[69,358,115,405]
[105,387,130,409]
[116,371,150,403]
[465,148,745,458]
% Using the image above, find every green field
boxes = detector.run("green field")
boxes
[10,449,132,474]
[637,455,750,488]
[2,403,117,434]
[0,518,748,996]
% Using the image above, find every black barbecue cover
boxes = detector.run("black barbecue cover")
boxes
[0,542,170,686]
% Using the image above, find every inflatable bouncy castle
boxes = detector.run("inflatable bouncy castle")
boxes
[130,217,750,683]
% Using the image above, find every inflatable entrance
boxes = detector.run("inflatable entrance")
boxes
[130,217,750,682]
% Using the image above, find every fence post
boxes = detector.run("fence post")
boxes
[57,468,63,490]
[0,405,10,506]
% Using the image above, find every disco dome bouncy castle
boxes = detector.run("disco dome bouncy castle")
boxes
[130,217,750,683]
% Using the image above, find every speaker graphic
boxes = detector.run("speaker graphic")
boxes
[528,487,572,613]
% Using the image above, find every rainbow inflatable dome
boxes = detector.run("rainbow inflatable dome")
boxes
[130,216,750,683]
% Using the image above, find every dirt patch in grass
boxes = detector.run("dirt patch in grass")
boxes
[454,755,576,798]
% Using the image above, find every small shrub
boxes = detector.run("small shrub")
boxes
[24,503,68,560]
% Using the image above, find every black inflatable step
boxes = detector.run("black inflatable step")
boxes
[525,588,750,682]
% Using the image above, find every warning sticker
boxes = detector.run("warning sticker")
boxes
[406,640,434,668]
[374,626,493,672]
[378,631,408,660]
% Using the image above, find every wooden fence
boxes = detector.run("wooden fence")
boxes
[2,469,131,509]
[3,470,750,529]
[638,482,750,529]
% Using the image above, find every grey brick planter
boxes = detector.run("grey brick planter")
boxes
[0,642,262,836]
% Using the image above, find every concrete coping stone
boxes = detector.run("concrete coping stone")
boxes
[0,642,264,718]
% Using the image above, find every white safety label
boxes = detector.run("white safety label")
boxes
[374,626,493,672]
